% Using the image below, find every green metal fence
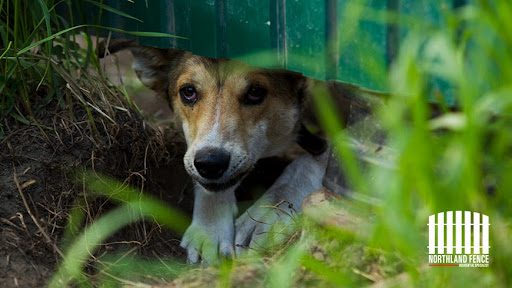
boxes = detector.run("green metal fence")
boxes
[63,0,466,94]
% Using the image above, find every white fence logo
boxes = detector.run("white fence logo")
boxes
[428,211,490,267]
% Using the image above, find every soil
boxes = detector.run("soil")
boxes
[0,95,197,287]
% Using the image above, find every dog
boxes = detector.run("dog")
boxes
[100,40,339,264]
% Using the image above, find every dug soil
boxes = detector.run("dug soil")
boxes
[0,96,194,287]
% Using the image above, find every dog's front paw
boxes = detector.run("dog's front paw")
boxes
[235,198,297,255]
[180,221,234,264]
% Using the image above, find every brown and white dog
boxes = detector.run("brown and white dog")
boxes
[100,40,330,264]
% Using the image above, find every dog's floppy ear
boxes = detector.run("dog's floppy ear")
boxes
[268,69,309,102]
[97,39,186,99]
[268,70,328,155]
[290,77,328,155]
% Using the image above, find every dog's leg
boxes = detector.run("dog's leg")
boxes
[180,184,237,264]
[235,153,327,254]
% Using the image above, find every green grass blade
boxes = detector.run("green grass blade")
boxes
[82,171,190,233]
[50,194,189,287]
[49,203,145,287]
[16,24,186,56]
[266,244,306,288]
[84,0,143,23]
[35,0,52,38]
[0,40,12,60]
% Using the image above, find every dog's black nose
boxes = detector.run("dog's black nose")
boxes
[194,148,231,180]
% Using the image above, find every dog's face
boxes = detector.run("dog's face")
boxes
[173,57,304,191]
[126,45,309,191]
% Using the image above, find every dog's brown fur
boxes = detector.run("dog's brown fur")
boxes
[172,57,305,152]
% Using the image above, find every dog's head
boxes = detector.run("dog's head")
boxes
[101,41,326,191]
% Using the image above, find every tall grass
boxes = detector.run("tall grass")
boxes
[311,1,512,287]
[2,0,511,287]
[0,0,179,137]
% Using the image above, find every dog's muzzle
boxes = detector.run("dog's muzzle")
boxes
[191,147,249,192]
[193,147,231,180]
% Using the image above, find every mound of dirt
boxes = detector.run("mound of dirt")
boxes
[0,97,193,287]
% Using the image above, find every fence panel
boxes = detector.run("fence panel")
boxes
[59,0,462,97]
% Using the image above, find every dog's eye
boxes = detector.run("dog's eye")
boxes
[179,85,198,105]
[243,85,267,105]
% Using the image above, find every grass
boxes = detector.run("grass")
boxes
[2,0,512,287]
[0,0,179,137]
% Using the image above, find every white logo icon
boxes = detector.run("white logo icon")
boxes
[428,211,490,267]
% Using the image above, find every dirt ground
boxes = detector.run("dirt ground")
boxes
[0,49,195,287]
[0,102,194,286]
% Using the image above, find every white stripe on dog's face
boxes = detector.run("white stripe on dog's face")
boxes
[172,57,302,191]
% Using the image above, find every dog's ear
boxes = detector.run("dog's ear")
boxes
[267,70,328,155]
[288,77,328,155]
[267,70,309,102]
[97,39,186,99]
